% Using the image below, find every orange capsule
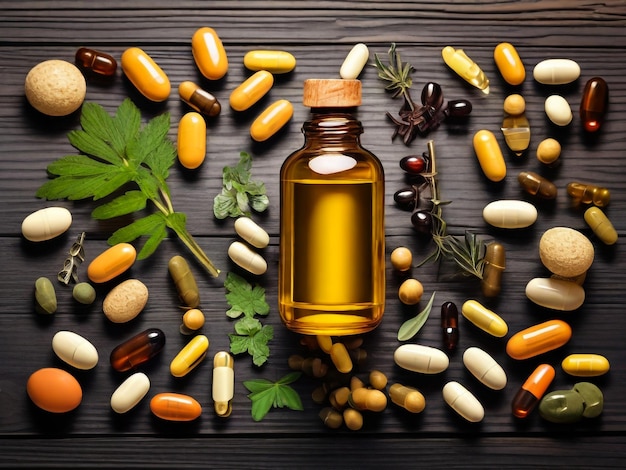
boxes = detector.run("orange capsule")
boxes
[229,70,274,111]
[87,242,136,283]
[191,27,228,80]
[250,99,293,142]
[511,364,555,418]
[179,81,221,118]
[580,77,608,133]
[150,392,202,421]
[120,47,171,102]
[473,130,506,182]
[177,112,206,169]
[506,319,572,360]
[493,42,525,86]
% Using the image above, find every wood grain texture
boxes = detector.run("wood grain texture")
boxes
[1,1,626,467]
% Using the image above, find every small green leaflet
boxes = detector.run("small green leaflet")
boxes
[228,317,274,367]
[224,272,270,319]
[243,372,303,421]
[397,291,436,341]
[213,151,269,219]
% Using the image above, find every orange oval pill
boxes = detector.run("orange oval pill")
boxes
[250,99,293,142]
[191,27,228,80]
[120,47,171,102]
[27,368,82,413]
[506,319,572,360]
[493,42,525,86]
[177,112,206,169]
[150,392,202,421]
[473,130,506,182]
[230,70,274,111]
[87,243,137,283]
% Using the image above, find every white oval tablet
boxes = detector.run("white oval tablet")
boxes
[533,59,580,85]
[393,344,449,374]
[340,43,369,79]
[545,95,572,126]
[228,241,267,275]
[483,200,537,229]
[52,330,98,370]
[525,277,585,311]
[462,347,507,390]
[234,216,269,248]
[110,372,151,414]
[443,381,484,422]
[21,207,72,242]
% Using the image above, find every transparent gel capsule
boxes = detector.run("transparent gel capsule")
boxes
[502,114,531,156]
[567,182,610,207]
[518,171,557,199]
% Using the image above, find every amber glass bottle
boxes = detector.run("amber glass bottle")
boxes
[279,79,385,336]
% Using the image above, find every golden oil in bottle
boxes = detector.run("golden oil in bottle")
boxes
[279,79,385,335]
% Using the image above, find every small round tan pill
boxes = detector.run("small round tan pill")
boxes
[503,94,526,115]
[182,308,205,330]
[539,227,594,278]
[343,408,363,431]
[390,246,413,271]
[369,370,388,390]
[398,278,424,305]
[537,138,562,165]
[25,60,87,116]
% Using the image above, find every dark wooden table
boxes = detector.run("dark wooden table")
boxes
[2,1,626,468]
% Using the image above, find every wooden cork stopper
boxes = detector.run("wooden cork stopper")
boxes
[539,227,594,278]
[303,79,361,108]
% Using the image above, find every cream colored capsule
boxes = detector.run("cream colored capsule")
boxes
[443,381,484,422]
[170,334,209,377]
[340,43,369,79]
[533,59,581,85]
[561,354,610,377]
[52,331,98,370]
[110,372,150,414]
[228,241,267,275]
[461,300,508,337]
[21,207,72,242]
[483,200,537,229]
[584,207,618,245]
[177,112,206,170]
[545,95,573,126]
[393,344,449,374]
[234,216,270,248]
[462,347,507,390]
[473,130,506,182]
[212,351,234,417]
[525,277,585,311]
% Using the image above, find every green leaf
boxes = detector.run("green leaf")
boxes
[67,129,122,165]
[46,155,114,177]
[243,372,303,421]
[142,139,177,182]
[126,113,171,167]
[92,190,148,219]
[35,170,132,201]
[107,213,167,245]
[397,291,436,341]
[79,102,125,160]
[224,272,270,318]
[113,98,141,149]
[213,192,237,219]
[136,223,168,260]
[228,317,274,366]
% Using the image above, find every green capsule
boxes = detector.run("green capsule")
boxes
[573,382,604,418]
[168,255,200,308]
[34,277,57,314]
[539,389,585,423]
[72,282,96,305]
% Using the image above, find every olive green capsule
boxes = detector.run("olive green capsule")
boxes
[34,277,57,314]
[168,255,200,308]
[539,389,585,423]
[481,242,506,298]
[573,382,604,418]
[72,282,96,305]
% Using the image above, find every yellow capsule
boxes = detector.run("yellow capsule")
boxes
[87,243,137,283]
[229,70,274,111]
[493,42,525,86]
[329,342,353,373]
[584,207,618,245]
[441,46,490,94]
[168,255,200,308]
[243,50,296,74]
[120,47,170,102]
[561,354,610,377]
[389,383,426,413]
[349,387,387,412]
[177,112,206,170]
[178,81,221,118]
[316,335,333,354]
[170,334,209,377]
[461,299,508,337]
[191,27,228,80]
[473,130,506,182]
[250,99,293,142]
[212,351,235,417]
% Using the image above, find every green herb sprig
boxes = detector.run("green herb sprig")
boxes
[35,99,219,277]
[243,372,303,421]
[225,272,273,366]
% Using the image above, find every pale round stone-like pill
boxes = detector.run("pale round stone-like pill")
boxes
[539,227,594,278]
[72,282,96,305]
[102,279,149,323]
[24,60,86,116]
[545,95,573,126]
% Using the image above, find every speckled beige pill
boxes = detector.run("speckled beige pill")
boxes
[25,60,86,116]
[103,279,149,323]
[539,227,594,278]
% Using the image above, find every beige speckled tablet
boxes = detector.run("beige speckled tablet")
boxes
[103,279,149,323]
[539,227,594,277]
[24,59,86,116]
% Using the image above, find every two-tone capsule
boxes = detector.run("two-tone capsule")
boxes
[511,364,555,418]
[584,207,617,245]
[110,328,166,372]
[580,77,608,132]
[567,182,610,207]
[177,112,206,170]
[170,335,210,377]
[229,70,274,111]
[506,319,572,360]
[461,299,508,337]
[75,47,117,77]
[179,81,221,117]
[191,27,228,80]
[481,242,506,298]
[518,171,557,199]
[473,130,506,182]
[212,351,235,417]
[120,47,170,102]
[441,301,459,351]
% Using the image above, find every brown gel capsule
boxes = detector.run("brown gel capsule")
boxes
[75,47,117,77]
[518,171,557,199]
[110,328,166,372]
[566,182,610,208]
[580,77,608,133]
[441,301,459,351]
[481,242,506,298]
[179,81,221,117]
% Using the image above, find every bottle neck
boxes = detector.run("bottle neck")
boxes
[302,110,363,145]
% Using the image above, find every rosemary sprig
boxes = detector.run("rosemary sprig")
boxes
[373,43,416,109]
[417,140,485,279]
